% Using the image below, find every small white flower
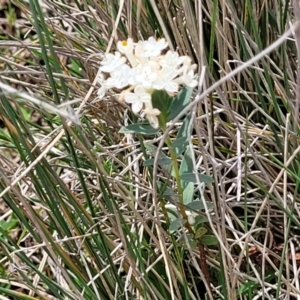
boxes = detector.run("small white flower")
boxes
[97,73,113,99]
[144,101,160,128]
[118,86,134,102]
[135,37,168,58]
[126,67,141,86]
[176,66,198,88]
[100,52,126,73]
[159,51,187,68]
[186,210,198,225]
[97,86,107,99]
[124,85,151,114]
[105,64,133,89]
[182,56,192,66]
[153,66,179,94]
[187,214,196,225]
[117,38,138,67]
[117,38,134,54]
[137,62,159,89]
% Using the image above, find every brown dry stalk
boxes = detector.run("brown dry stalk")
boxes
[199,243,212,296]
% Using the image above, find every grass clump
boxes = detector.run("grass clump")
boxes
[0,0,300,299]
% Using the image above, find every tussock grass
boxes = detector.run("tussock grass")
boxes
[0,0,300,299]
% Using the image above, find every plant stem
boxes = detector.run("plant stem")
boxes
[163,129,194,233]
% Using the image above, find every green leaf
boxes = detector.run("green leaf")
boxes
[183,182,194,205]
[179,233,198,249]
[238,280,258,295]
[179,147,194,189]
[171,136,187,148]
[151,90,172,125]
[157,181,173,197]
[119,124,159,135]
[168,87,193,120]
[143,157,171,166]
[144,143,172,172]
[169,218,186,233]
[194,216,209,226]
[171,114,192,155]
[0,219,18,235]
[186,200,213,211]
[194,227,207,239]
[179,148,193,174]
[162,187,173,197]
[199,235,218,245]
[166,205,179,221]
[144,143,164,156]
[181,172,214,183]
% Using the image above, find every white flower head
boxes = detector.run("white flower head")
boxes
[100,52,126,73]
[97,73,114,99]
[153,66,179,94]
[182,56,192,66]
[124,85,151,114]
[117,38,138,67]
[135,37,168,58]
[136,62,159,89]
[159,51,187,68]
[175,65,198,88]
[97,36,197,105]
[105,64,133,89]
[117,38,134,54]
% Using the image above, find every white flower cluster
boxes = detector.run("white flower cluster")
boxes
[97,37,198,128]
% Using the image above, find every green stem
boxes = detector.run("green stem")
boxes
[165,135,184,202]
[162,125,192,232]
